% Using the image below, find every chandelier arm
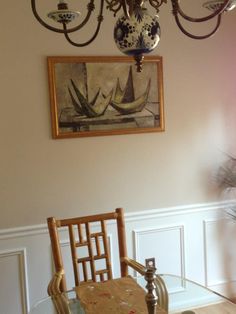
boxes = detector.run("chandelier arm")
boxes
[62,0,105,47]
[69,0,96,33]
[31,0,96,34]
[171,0,230,23]
[174,13,222,39]
[63,22,102,47]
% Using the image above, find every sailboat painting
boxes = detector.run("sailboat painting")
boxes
[48,56,164,139]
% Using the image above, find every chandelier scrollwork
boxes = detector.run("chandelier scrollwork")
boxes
[105,0,123,16]
[31,0,236,71]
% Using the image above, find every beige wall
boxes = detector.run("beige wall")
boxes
[1,1,236,228]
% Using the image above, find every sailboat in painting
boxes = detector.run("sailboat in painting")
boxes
[110,66,151,115]
[68,63,113,118]
[67,64,151,118]
[69,79,113,118]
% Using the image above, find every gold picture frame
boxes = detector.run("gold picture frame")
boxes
[47,56,165,139]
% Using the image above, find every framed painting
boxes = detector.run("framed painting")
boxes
[47,56,165,138]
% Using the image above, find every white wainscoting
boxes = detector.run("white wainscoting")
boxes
[133,225,185,276]
[0,201,235,313]
[0,248,29,314]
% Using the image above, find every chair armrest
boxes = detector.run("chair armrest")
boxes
[121,257,146,275]
[47,269,64,296]
[154,275,169,313]
[47,270,72,314]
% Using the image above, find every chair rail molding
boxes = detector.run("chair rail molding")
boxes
[0,200,232,240]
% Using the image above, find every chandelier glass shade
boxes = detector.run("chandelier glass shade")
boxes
[203,0,236,11]
[31,0,236,71]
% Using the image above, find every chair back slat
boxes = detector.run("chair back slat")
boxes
[75,241,88,248]
[94,234,101,256]
[85,222,96,282]
[68,225,80,287]
[77,224,83,243]
[101,220,112,280]
[47,208,128,291]
[82,260,88,282]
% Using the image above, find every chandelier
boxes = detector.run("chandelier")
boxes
[31,0,236,71]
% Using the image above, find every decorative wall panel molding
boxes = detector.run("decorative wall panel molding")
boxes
[133,225,185,293]
[0,248,29,314]
[203,218,236,288]
[133,225,185,276]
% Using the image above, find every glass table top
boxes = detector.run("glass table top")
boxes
[30,274,236,314]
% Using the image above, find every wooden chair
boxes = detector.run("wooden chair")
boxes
[47,207,168,314]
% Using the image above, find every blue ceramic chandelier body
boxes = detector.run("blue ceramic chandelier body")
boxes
[114,6,161,57]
